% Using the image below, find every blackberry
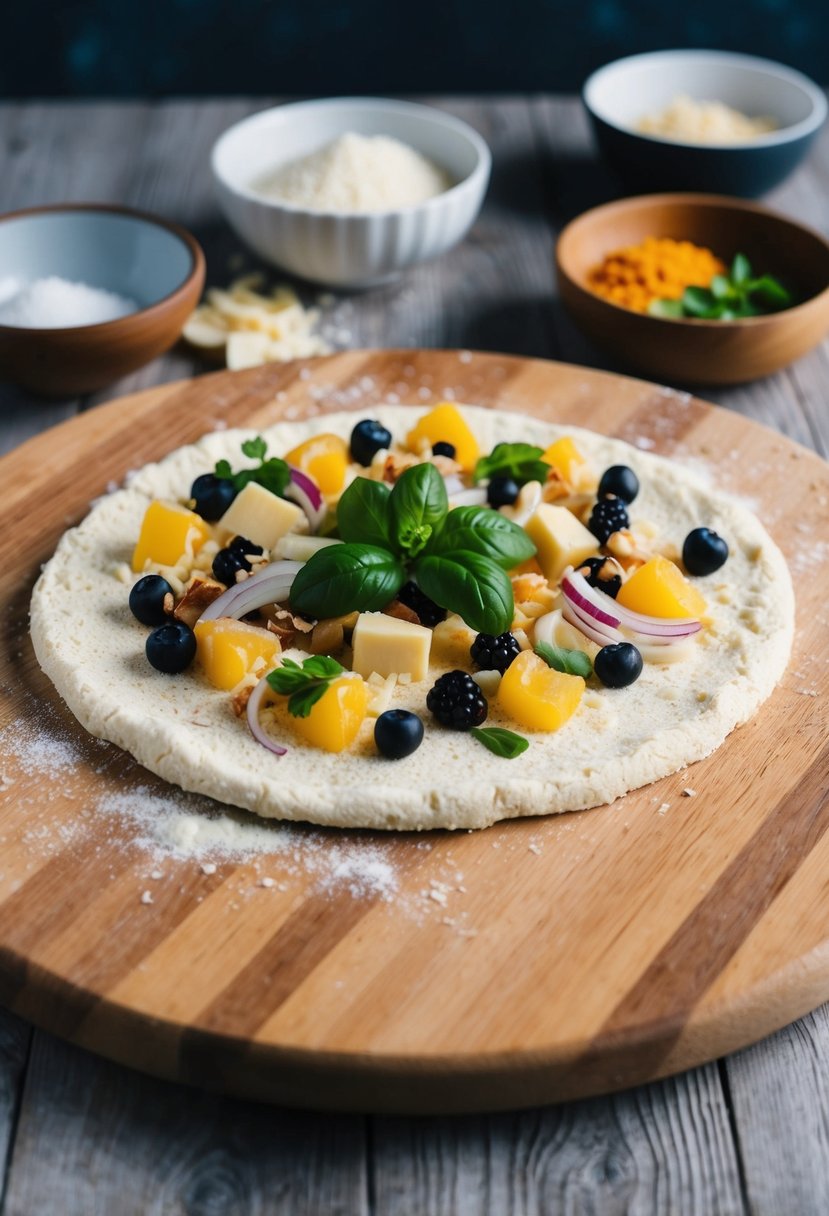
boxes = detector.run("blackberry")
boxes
[229,535,264,557]
[212,547,250,586]
[588,495,629,545]
[577,556,622,600]
[470,631,521,673]
[426,671,488,730]
[397,580,446,628]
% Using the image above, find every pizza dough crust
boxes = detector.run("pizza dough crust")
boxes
[30,405,794,831]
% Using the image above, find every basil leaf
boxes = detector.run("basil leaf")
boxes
[287,682,331,719]
[647,298,684,320]
[710,274,735,301]
[430,506,536,569]
[681,286,717,317]
[215,458,233,480]
[389,463,448,558]
[749,275,793,310]
[242,435,268,461]
[470,726,529,759]
[300,655,345,681]
[535,641,592,678]
[337,477,391,548]
[473,442,549,486]
[415,551,514,635]
[290,543,405,619]
[731,253,752,285]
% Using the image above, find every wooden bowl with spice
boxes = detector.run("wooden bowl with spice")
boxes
[556,193,829,384]
[0,204,205,397]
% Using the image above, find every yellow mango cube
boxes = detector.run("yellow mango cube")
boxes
[132,501,211,573]
[542,436,585,481]
[498,650,584,732]
[291,674,369,753]
[406,403,480,472]
[194,619,281,690]
[616,555,706,620]
[284,433,349,495]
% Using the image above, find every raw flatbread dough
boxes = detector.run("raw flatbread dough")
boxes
[30,405,794,831]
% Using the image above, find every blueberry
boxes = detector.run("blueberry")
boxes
[374,709,425,760]
[487,475,520,508]
[683,527,729,576]
[129,575,173,627]
[350,419,392,466]
[190,473,237,521]
[212,547,249,585]
[146,621,197,674]
[594,642,643,689]
[432,441,456,459]
[598,465,639,504]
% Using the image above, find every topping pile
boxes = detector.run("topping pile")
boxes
[125,404,729,765]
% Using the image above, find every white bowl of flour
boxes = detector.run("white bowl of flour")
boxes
[211,98,491,288]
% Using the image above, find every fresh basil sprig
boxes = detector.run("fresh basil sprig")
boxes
[535,641,593,678]
[648,253,795,322]
[289,462,536,634]
[473,442,550,487]
[470,726,529,759]
[215,435,291,498]
[267,655,346,717]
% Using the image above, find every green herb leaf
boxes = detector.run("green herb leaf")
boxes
[214,436,291,498]
[710,274,735,301]
[389,463,448,558]
[289,543,405,619]
[681,286,718,317]
[414,551,514,635]
[647,298,685,319]
[535,641,593,678]
[266,654,347,718]
[470,726,529,760]
[473,442,550,486]
[241,436,268,462]
[748,275,793,310]
[429,506,536,569]
[731,253,752,285]
[337,477,391,549]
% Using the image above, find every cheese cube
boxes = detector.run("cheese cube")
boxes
[524,503,599,583]
[132,501,211,573]
[217,481,307,550]
[351,612,432,683]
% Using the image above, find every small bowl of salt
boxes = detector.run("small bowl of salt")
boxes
[0,204,205,396]
[211,98,491,288]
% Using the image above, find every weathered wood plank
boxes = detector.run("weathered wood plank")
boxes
[724,1008,829,1216]
[4,1031,369,1216]
[371,1067,746,1215]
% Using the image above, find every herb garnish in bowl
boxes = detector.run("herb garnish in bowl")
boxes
[648,254,795,321]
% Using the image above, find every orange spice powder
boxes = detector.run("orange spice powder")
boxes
[587,237,726,313]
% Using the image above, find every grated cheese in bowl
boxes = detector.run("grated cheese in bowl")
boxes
[636,95,778,144]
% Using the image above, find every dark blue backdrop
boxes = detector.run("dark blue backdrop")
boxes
[5,0,828,95]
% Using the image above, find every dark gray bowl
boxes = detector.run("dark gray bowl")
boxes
[583,51,827,198]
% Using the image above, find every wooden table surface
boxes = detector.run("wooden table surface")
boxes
[0,96,827,1215]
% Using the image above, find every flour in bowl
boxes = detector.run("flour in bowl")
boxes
[255,132,451,212]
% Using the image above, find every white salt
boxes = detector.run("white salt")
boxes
[256,132,451,213]
[0,275,138,328]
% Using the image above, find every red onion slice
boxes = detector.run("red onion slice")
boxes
[561,572,622,629]
[562,568,701,640]
[199,560,304,623]
[285,466,326,531]
[562,599,622,647]
[246,673,288,756]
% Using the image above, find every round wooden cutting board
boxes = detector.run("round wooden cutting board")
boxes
[1,350,827,1114]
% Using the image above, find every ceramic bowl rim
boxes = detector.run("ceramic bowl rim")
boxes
[556,192,829,329]
[0,202,205,337]
[210,96,492,219]
[583,50,828,151]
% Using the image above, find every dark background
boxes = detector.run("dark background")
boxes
[4,0,827,96]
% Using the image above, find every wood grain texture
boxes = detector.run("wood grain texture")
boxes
[1,93,829,1211]
[0,350,826,1115]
